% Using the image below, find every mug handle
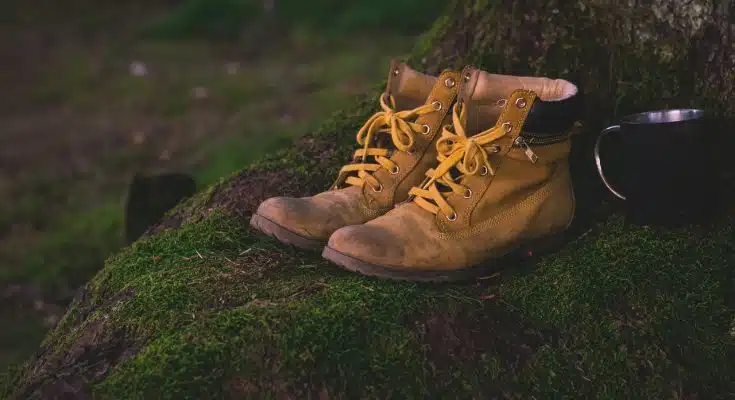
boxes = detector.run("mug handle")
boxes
[594,125,627,200]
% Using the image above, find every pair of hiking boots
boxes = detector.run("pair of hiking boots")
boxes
[250,61,582,282]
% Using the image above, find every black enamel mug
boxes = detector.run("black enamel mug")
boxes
[594,109,717,224]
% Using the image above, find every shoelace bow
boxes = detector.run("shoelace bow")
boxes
[338,94,438,191]
[409,102,506,219]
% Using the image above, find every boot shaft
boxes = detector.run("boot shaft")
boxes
[384,60,439,111]
[459,67,581,143]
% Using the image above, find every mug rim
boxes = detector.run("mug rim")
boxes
[621,108,706,125]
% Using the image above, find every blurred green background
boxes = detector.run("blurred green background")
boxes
[0,0,444,371]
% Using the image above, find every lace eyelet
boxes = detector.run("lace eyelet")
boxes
[502,122,512,133]
[490,144,501,153]
[432,100,442,111]
[393,68,400,76]
[372,184,383,192]
[463,72,472,82]
[446,212,457,221]
[515,97,527,108]
[390,165,400,175]
[463,188,472,199]
[496,98,508,107]
[480,165,489,176]
[444,77,456,88]
[421,124,431,135]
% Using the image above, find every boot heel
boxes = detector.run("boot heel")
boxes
[521,232,567,258]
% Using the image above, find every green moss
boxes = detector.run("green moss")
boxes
[83,211,492,398]
[503,217,735,397]
[12,210,723,398]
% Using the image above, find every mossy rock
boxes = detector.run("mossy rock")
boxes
[3,1,735,398]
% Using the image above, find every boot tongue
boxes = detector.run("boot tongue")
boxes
[365,61,437,150]
[384,60,437,111]
[437,68,522,187]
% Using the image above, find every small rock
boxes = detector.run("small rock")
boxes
[278,114,294,125]
[132,131,146,145]
[2,284,21,298]
[44,314,60,328]
[225,62,240,75]
[129,61,148,77]
[192,87,210,99]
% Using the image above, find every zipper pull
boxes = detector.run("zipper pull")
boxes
[514,136,538,163]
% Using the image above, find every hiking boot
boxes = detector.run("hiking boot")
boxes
[250,60,462,250]
[323,66,582,281]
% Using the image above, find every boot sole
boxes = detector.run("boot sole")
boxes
[321,233,567,283]
[249,213,326,251]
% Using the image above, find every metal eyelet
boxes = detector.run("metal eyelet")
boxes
[421,124,431,135]
[515,97,527,108]
[393,68,400,76]
[444,77,456,88]
[432,100,442,111]
[490,144,501,153]
[496,99,508,107]
[502,122,512,133]
[463,188,472,199]
[446,212,457,221]
[390,165,400,175]
[480,165,489,176]
[372,183,383,192]
[463,72,472,82]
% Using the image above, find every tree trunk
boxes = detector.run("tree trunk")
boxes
[3,1,734,399]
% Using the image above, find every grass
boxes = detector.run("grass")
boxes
[144,0,447,40]
[0,203,124,291]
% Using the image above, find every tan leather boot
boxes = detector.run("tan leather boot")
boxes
[323,66,582,281]
[250,61,464,250]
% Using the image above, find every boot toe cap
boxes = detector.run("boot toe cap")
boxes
[254,197,321,237]
[327,224,405,266]
[255,197,294,224]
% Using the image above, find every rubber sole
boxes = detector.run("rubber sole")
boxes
[321,233,568,282]
[249,213,326,251]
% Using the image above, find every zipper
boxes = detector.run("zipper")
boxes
[513,136,539,163]
[520,133,569,145]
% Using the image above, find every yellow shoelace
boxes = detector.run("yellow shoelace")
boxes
[338,93,439,191]
[409,102,506,219]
